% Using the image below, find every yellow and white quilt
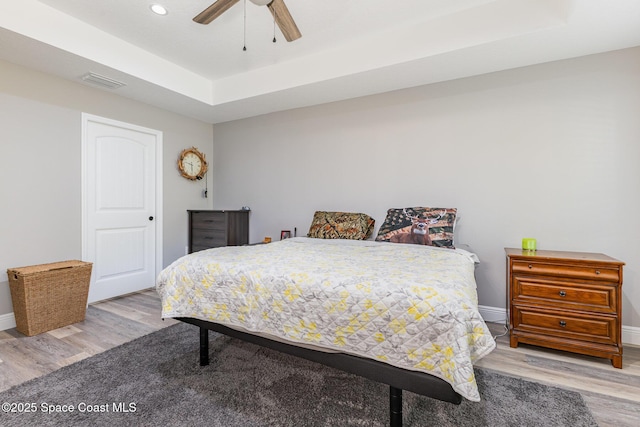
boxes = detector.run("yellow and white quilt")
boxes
[156,237,495,401]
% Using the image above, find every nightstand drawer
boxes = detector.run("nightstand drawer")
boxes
[511,260,619,282]
[512,307,618,345]
[191,212,226,230]
[512,276,617,313]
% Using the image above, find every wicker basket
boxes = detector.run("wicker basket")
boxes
[7,260,92,336]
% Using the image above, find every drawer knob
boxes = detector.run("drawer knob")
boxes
[595,270,600,275]
[559,320,567,327]
[528,264,533,269]
[559,290,566,297]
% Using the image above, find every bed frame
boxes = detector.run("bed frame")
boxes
[178,317,462,427]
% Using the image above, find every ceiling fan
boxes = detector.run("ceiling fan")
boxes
[193,0,302,42]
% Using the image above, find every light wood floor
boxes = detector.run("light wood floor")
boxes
[1,289,638,426]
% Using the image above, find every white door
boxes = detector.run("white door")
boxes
[82,114,162,303]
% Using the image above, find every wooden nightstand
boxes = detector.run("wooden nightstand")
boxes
[506,248,624,368]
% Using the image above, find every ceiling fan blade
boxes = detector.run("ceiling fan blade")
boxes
[193,0,240,24]
[267,0,302,42]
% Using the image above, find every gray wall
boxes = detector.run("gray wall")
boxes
[0,60,213,317]
[211,47,640,333]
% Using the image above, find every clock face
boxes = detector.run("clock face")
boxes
[183,152,202,177]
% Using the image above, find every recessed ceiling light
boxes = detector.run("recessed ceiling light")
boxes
[150,4,168,16]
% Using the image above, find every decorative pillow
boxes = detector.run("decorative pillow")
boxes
[375,207,457,248]
[307,211,375,240]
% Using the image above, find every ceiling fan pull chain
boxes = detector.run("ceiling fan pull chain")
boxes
[273,10,277,43]
[243,0,247,51]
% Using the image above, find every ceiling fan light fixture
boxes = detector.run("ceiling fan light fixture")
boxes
[150,4,168,16]
[249,0,272,6]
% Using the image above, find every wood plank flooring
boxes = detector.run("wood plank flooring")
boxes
[1,289,638,426]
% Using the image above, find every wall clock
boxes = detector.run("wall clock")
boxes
[178,147,208,180]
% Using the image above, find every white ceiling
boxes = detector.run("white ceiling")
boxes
[1,0,640,124]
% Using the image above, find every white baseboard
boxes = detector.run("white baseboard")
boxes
[0,312,16,331]
[622,324,640,346]
[478,305,508,324]
[478,305,640,346]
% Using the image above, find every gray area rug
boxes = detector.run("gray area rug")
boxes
[0,322,598,426]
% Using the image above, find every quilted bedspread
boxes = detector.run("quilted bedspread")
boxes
[156,237,495,401]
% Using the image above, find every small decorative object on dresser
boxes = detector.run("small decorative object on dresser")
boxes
[188,210,249,253]
[506,248,624,368]
[280,230,291,240]
[521,238,537,251]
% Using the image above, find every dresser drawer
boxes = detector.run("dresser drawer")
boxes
[511,260,619,282]
[512,276,617,313]
[512,306,618,345]
[191,212,226,230]
[191,229,226,248]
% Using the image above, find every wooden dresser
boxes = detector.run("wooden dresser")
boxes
[506,248,624,368]
[188,210,249,253]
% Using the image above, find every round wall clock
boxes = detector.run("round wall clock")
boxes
[178,147,208,180]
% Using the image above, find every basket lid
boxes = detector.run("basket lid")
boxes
[7,260,92,276]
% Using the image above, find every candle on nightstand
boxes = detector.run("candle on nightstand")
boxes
[522,238,537,251]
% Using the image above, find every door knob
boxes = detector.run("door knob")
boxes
[149,216,154,221]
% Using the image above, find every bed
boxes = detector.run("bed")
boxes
[156,224,496,426]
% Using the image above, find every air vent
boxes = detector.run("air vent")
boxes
[80,72,126,90]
